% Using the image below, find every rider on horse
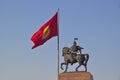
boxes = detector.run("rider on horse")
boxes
[70,38,84,65]
[61,38,89,72]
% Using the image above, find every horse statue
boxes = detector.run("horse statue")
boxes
[60,46,89,72]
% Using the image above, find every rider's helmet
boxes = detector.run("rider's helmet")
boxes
[73,38,78,46]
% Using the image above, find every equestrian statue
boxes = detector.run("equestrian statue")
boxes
[61,38,89,72]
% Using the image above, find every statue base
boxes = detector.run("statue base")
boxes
[59,71,93,80]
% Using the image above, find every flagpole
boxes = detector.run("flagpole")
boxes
[57,8,60,80]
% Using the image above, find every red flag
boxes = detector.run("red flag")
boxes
[31,12,58,49]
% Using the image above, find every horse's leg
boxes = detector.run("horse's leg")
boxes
[84,54,89,72]
[85,64,87,72]
[61,62,66,70]
[83,63,87,72]
[76,63,81,72]
[64,62,68,72]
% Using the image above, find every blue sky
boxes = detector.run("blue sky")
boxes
[0,0,120,80]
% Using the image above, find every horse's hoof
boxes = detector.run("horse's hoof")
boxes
[85,70,87,72]
[85,69,87,72]
[76,70,78,72]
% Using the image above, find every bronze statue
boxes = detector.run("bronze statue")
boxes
[69,38,84,64]
[61,38,89,72]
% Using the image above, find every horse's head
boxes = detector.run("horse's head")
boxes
[62,47,70,56]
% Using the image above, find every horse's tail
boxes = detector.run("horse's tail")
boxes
[84,54,89,66]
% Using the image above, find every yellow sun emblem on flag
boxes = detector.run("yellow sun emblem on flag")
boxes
[42,25,50,39]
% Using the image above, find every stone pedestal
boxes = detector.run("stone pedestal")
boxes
[59,72,93,80]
